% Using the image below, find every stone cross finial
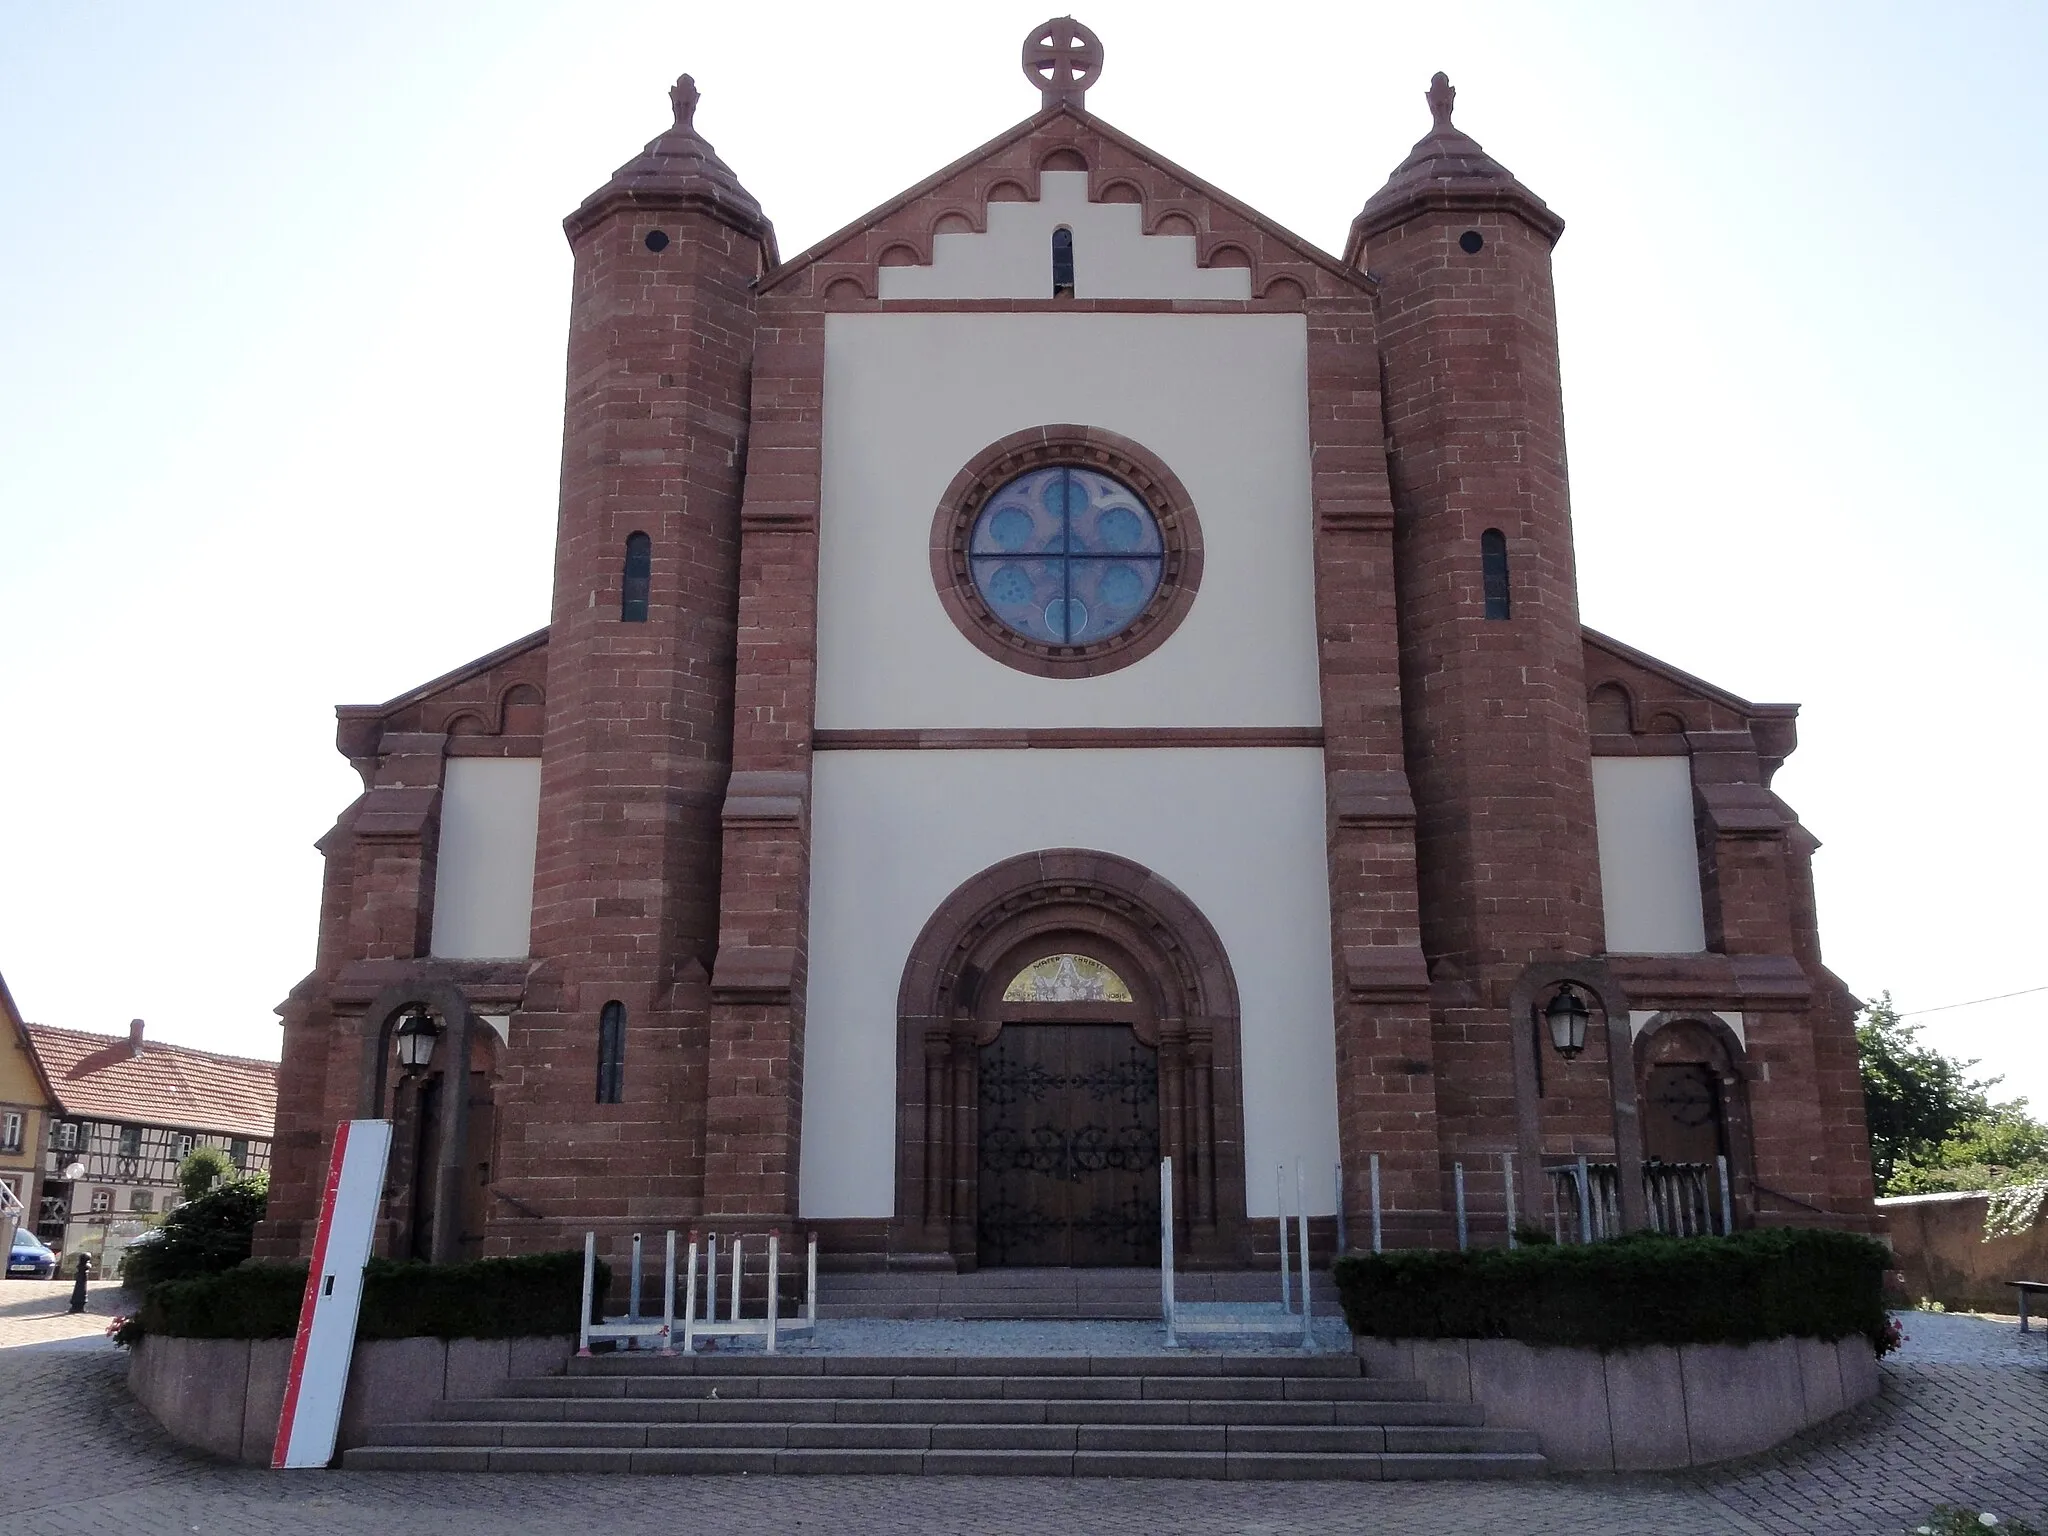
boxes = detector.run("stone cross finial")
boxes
[671,73,700,128]
[1427,72,1456,130]
[1022,16,1104,110]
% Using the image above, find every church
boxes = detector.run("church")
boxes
[255,20,1877,1275]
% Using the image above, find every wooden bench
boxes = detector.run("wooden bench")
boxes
[2010,1279,2048,1332]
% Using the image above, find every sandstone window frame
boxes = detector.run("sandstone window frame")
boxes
[928,425,1204,680]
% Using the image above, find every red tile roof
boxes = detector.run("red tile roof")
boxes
[25,1025,277,1141]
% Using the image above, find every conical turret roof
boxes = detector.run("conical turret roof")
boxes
[565,75,774,254]
[1347,74,1562,260]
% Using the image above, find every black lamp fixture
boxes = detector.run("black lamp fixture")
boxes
[1543,983,1591,1060]
[393,1007,441,1075]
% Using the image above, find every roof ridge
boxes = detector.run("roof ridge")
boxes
[24,1022,280,1071]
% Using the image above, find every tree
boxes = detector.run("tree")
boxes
[176,1145,236,1202]
[1857,994,1995,1189]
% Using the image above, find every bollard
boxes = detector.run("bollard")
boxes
[68,1251,92,1313]
[1453,1162,1468,1251]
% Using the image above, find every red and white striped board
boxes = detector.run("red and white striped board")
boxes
[271,1118,392,1469]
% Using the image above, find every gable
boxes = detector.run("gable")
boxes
[762,106,1369,307]
[878,171,1250,301]
[334,627,549,773]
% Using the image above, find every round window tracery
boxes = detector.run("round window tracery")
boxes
[930,426,1204,679]
[970,466,1164,647]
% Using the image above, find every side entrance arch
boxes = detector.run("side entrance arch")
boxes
[894,849,1248,1268]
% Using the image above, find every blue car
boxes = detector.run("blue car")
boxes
[8,1228,57,1279]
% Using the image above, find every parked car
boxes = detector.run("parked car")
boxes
[8,1228,57,1279]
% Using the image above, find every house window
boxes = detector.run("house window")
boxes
[1052,226,1076,297]
[596,1001,627,1104]
[129,1190,154,1213]
[54,1121,79,1152]
[228,1138,248,1170]
[621,532,652,622]
[117,1126,141,1158]
[90,1188,113,1214]
[1,1112,21,1153]
[1481,528,1511,620]
[175,1134,194,1159]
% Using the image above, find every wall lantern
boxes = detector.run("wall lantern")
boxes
[1543,983,1591,1060]
[393,1008,441,1075]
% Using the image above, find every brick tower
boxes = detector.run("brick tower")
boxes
[1348,76,1607,1195]
[497,77,775,1251]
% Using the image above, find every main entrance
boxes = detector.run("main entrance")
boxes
[977,1022,1160,1267]
[894,849,1250,1269]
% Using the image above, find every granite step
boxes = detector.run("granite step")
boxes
[432,1393,1487,1427]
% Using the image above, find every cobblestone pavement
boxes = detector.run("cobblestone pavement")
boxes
[0,1305,2039,1536]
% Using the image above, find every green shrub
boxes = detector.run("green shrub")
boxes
[119,1172,269,1290]
[177,1145,239,1202]
[1332,1227,1892,1353]
[131,1250,603,1343]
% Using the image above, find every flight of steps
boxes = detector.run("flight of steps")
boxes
[343,1352,1544,1479]
[815,1265,1340,1320]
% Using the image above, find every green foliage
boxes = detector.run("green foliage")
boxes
[176,1145,237,1202]
[1859,995,1995,1188]
[1985,1181,2048,1242]
[118,1171,269,1290]
[1332,1228,1892,1352]
[1911,1507,2041,1535]
[132,1250,603,1343]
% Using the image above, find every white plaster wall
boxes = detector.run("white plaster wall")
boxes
[1630,1010,1746,1047]
[816,311,1319,729]
[876,171,1252,301]
[428,758,542,960]
[799,748,1339,1220]
[1592,757,1708,955]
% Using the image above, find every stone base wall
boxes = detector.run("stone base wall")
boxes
[127,1335,573,1466]
[1357,1334,1881,1470]
[1880,1191,2048,1312]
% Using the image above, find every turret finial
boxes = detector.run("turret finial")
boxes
[1427,72,1455,130]
[670,74,700,128]
[1023,17,1104,110]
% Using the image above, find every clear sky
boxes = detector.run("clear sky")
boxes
[1,3,2042,1108]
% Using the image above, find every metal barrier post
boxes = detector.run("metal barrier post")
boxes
[660,1230,677,1356]
[1502,1152,1517,1248]
[1575,1155,1593,1245]
[1369,1153,1383,1254]
[1160,1156,1177,1348]
[767,1231,781,1355]
[729,1235,743,1324]
[706,1233,718,1323]
[1453,1162,1468,1251]
[1295,1162,1312,1350]
[1334,1162,1347,1257]
[1717,1155,1734,1236]
[577,1232,595,1356]
[682,1232,700,1353]
[807,1233,819,1329]
[1277,1164,1292,1313]
[628,1232,643,1343]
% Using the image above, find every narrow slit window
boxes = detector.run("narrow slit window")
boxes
[1481,528,1511,620]
[596,1001,626,1104]
[1051,226,1075,298]
[621,532,652,622]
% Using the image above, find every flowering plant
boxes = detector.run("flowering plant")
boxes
[1912,1508,2042,1534]
[1877,1315,1906,1356]
[105,1314,143,1350]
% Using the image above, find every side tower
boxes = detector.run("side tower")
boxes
[1348,79,1610,1200]
[501,79,775,1250]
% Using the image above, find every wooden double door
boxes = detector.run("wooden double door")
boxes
[977,1023,1161,1267]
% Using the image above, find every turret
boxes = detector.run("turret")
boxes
[504,76,774,1250]
[1350,75,1602,980]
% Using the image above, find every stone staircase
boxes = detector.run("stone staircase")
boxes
[814,1265,1341,1320]
[343,1351,1544,1478]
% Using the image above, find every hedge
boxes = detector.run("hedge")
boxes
[133,1251,604,1343]
[1331,1227,1891,1351]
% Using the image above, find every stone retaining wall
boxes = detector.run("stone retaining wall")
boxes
[1356,1333,1881,1470]
[1880,1191,2048,1312]
[127,1335,573,1465]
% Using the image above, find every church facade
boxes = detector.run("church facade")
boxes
[255,22,1877,1272]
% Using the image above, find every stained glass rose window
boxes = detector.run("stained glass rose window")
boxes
[968,466,1164,647]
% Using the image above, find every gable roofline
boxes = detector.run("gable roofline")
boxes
[0,968,59,1107]
[759,102,1372,297]
[1582,626,1799,722]
[336,626,550,724]
[25,1023,278,1138]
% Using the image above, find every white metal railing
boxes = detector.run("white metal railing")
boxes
[1545,1156,1734,1243]
[1160,1156,1315,1350]
[577,1228,818,1357]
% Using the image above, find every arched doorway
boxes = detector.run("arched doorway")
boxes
[1634,1012,1756,1231]
[895,849,1247,1269]
[976,944,1160,1267]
